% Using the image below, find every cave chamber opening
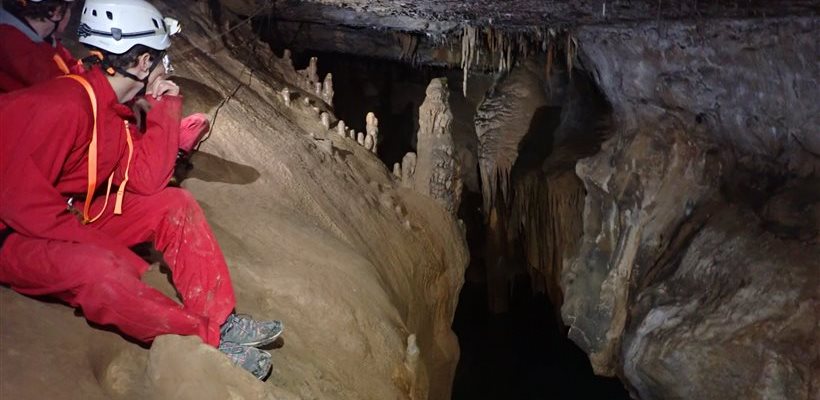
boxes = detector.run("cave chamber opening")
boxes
[256,17,630,399]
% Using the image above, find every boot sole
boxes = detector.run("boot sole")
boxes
[239,326,283,347]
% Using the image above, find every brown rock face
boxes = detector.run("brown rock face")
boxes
[562,118,723,375]
[559,15,820,400]
[622,205,819,399]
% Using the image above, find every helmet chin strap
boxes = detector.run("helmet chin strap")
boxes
[116,67,149,97]
[116,55,163,98]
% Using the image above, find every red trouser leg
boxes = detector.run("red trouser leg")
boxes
[91,187,236,346]
[179,114,210,154]
[0,234,209,343]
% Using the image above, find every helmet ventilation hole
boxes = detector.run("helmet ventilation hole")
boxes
[106,11,113,20]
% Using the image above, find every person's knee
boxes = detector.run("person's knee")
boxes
[154,188,206,227]
[157,188,196,208]
[75,245,141,281]
[62,247,141,308]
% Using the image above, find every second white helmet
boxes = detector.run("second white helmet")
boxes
[77,0,180,55]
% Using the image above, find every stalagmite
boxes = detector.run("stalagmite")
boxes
[282,49,293,69]
[336,120,346,136]
[411,78,462,215]
[314,82,322,97]
[348,128,357,140]
[306,57,319,84]
[401,152,416,188]
[364,134,374,151]
[281,87,291,106]
[366,112,379,154]
[357,132,365,146]
[322,73,334,106]
[320,112,330,129]
[393,162,401,178]
[403,334,420,392]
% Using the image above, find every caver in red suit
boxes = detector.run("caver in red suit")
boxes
[0,67,236,346]
[0,8,208,155]
[0,23,79,91]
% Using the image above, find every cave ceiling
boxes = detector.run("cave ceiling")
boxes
[217,0,819,69]
[227,0,819,33]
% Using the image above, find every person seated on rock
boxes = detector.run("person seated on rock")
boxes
[0,0,282,380]
[0,0,78,91]
[0,0,209,181]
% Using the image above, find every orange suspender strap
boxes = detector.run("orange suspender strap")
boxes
[52,54,70,74]
[113,121,133,215]
[59,75,134,223]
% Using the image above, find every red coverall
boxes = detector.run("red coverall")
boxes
[0,24,80,92]
[0,23,208,154]
[0,68,235,346]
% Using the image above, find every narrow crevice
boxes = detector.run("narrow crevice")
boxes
[260,23,631,396]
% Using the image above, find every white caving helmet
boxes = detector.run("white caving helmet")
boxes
[77,0,180,55]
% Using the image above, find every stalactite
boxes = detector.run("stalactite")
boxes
[395,32,419,63]
[461,26,478,97]
[511,171,584,313]
[546,39,555,92]
[566,34,577,79]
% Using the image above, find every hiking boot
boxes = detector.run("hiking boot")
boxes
[218,341,272,380]
[220,313,284,347]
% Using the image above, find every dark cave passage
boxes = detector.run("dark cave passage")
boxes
[453,190,630,400]
[451,267,630,400]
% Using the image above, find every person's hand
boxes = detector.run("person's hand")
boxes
[147,78,179,99]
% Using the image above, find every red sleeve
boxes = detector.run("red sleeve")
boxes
[0,26,66,92]
[116,95,182,195]
[0,96,146,266]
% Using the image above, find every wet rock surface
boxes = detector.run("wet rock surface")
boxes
[559,15,820,400]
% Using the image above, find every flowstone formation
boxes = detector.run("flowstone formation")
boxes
[559,17,820,399]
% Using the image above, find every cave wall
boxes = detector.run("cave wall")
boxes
[560,16,820,399]
[576,17,820,176]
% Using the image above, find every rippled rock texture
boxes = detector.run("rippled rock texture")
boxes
[561,17,819,399]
